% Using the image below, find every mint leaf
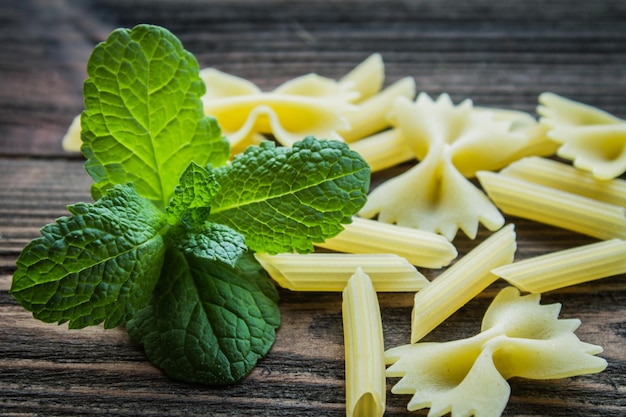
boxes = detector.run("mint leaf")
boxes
[127,250,280,385]
[10,185,167,329]
[208,137,371,254]
[174,222,246,267]
[166,161,219,224]
[81,24,230,207]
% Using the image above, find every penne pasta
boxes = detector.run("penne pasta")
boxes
[315,217,458,269]
[348,128,415,173]
[254,252,429,292]
[342,268,386,417]
[492,239,626,293]
[339,77,416,142]
[500,156,626,208]
[477,170,626,241]
[410,224,516,343]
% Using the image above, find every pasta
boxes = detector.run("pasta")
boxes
[342,268,386,417]
[538,92,626,180]
[500,156,626,208]
[200,69,354,150]
[61,114,82,152]
[357,93,553,240]
[315,217,458,268]
[386,287,607,417]
[348,128,415,172]
[254,252,429,292]
[200,54,414,151]
[477,170,626,240]
[492,238,626,293]
[338,77,416,142]
[359,142,506,240]
[410,224,516,343]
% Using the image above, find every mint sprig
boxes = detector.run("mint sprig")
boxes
[81,24,230,206]
[209,137,371,254]
[127,250,280,385]
[11,184,167,329]
[10,24,370,385]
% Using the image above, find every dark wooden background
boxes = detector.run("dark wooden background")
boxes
[1,1,625,416]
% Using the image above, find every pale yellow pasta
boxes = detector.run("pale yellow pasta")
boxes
[386,287,607,417]
[342,268,386,417]
[477,170,626,240]
[501,156,626,208]
[410,224,516,343]
[61,114,82,152]
[359,142,505,241]
[338,77,416,142]
[358,92,554,241]
[538,92,626,180]
[254,252,429,292]
[199,54,402,150]
[348,128,414,172]
[315,217,458,268]
[492,239,626,293]
[338,53,385,103]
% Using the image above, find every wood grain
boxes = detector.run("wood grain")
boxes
[1,0,626,416]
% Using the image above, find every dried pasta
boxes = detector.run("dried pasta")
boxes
[410,224,516,343]
[348,128,415,173]
[315,217,458,268]
[338,77,416,142]
[500,156,626,208]
[200,69,354,150]
[359,141,506,240]
[254,252,429,292]
[538,92,626,180]
[477,170,626,240]
[358,93,552,240]
[386,287,607,417]
[342,268,386,417]
[61,114,82,152]
[492,239,626,293]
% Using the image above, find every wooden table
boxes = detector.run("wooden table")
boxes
[1,1,625,416]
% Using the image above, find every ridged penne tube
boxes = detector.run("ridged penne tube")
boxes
[316,217,458,269]
[410,224,516,343]
[254,252,429,292]
[348,128,415,173]
[492,239,626,293]
[342,268,386,417]
[339,77,416,142]
[501,157,626,208]
[477,171,626,240]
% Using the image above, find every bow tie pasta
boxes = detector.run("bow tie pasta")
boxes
[358,93,554,240]
[538,92,626,180]
[385,287,607,417]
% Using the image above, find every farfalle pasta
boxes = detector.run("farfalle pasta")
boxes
[386,287,607,417]
[538,92,626,180]
[200,53,415,153]
[358,93,554,240]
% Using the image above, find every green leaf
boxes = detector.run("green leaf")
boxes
[10,185,167,329]
[81,24,230,207]
[174,222,247,267]
[208,136,371,254]
[166,161,219,224]
[127,249,280,385]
